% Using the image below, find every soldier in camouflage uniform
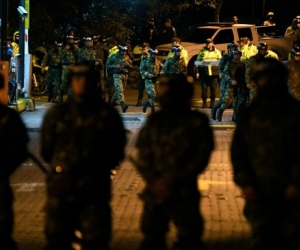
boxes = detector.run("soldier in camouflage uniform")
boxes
[56,35,79,102]
[105,39,119,104]
[41,41,63,103]
[212,50,246,122]
[211,43,238,115]
[131,74,214,250]
[245,42,278,103]
[106,45,133,113]
[41,64,126,250]
[135,43,150,107]
[0,74,28,250]
[162,46,187,76]
[195,38,221,108]
[231,58,300,250]
[139,48,162,113]
[286,47,300,100]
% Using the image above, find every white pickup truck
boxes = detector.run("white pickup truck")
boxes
[156,22,294,77]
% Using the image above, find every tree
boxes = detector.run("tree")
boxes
[195,0,224,22]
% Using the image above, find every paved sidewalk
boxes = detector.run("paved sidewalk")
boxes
[11,103,250,250]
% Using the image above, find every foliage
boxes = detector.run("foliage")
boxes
[6,0,224,50]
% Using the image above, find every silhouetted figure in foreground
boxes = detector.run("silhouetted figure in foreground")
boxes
[0,74,29,249]
[132,74,214,250]
[41,64,126,250]
[231,58,300,250]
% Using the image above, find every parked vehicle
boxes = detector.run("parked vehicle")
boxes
[156,23,294,77]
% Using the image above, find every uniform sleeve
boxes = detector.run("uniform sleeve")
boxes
[223,62,233,83]
[106,54,115,70]
[41,53,48,68]
[139,59,148,78]
[196,50,204,61]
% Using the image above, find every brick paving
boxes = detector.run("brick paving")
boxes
[10,102,251,250]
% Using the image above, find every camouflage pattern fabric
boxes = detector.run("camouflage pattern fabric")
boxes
[41,100,126,250]
[0,104,28,250]
[42,48,62,99]
[162,56,186,75]
[133,107,214,250]
[139,57,161,106]
[220,60,246,113]
[57,47,79,96]
[286,59,300,100]
[231,91,300,250]
[167,45,188,66]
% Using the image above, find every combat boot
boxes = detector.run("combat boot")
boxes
[142,101,148,113]
[58,93,64,103]
[211,105,218,120]
[120,102,128,113]
[47,93,53,102]
[201,99,207,109]
[135,99,142,107]
[216,109,224,122]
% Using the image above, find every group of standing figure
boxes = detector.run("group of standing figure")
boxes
[2,57,300,250]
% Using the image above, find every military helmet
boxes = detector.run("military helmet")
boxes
[118,45,128,51]
[257,42,268,50]
[291,47,300,56]
[227,43,238,49]
[149,48,158,55]
[172,46,181,53]
[232,50,242,55]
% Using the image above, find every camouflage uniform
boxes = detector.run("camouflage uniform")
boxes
[222,59,246,121]
[139,55,161,110]
[231,59,300,249]
[106,46,119,103]
[56,46,79,102]
[286,59,300,100]
[93,41,106,100]
[0,103,28,250]
[167,45,188,66]
[245,53,266,103]
[215,53,233,108]
[136,51,150,106]
[106,50,132,112]
[41,96,126,250]
[132,75,214,250]
[41,47,62,102]
[196,46,221,108]
[162,56,186,76]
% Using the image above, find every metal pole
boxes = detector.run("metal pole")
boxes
[18,0,25,89]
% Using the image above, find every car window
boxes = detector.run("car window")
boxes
[213,29,234,44]
[183,28,217,43]
[237,28,253,41]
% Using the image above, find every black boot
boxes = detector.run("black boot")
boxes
[52,98,59,103]
[47,93,52,102]
[216,109,224,122]
[211,105,218,120]
[135,99,142,107]
[142,101,148,113]
[210,100,215,108]
[121,102,128,113]
[201,99,207,109]
[58,93,64,103]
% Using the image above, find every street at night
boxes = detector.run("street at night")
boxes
[9,87,251,250]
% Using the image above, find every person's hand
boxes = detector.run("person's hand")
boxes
[95,61,100,66]
[65,44,70,50]
[148,73,154,78]
[285,184,300,202]
[232,80,237,85]
[242,186,257,202]
[41,68,45,73]
[247,83,252,89]
[219,73,222,78]
[196,73,199,79]
[115,64,121,69]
